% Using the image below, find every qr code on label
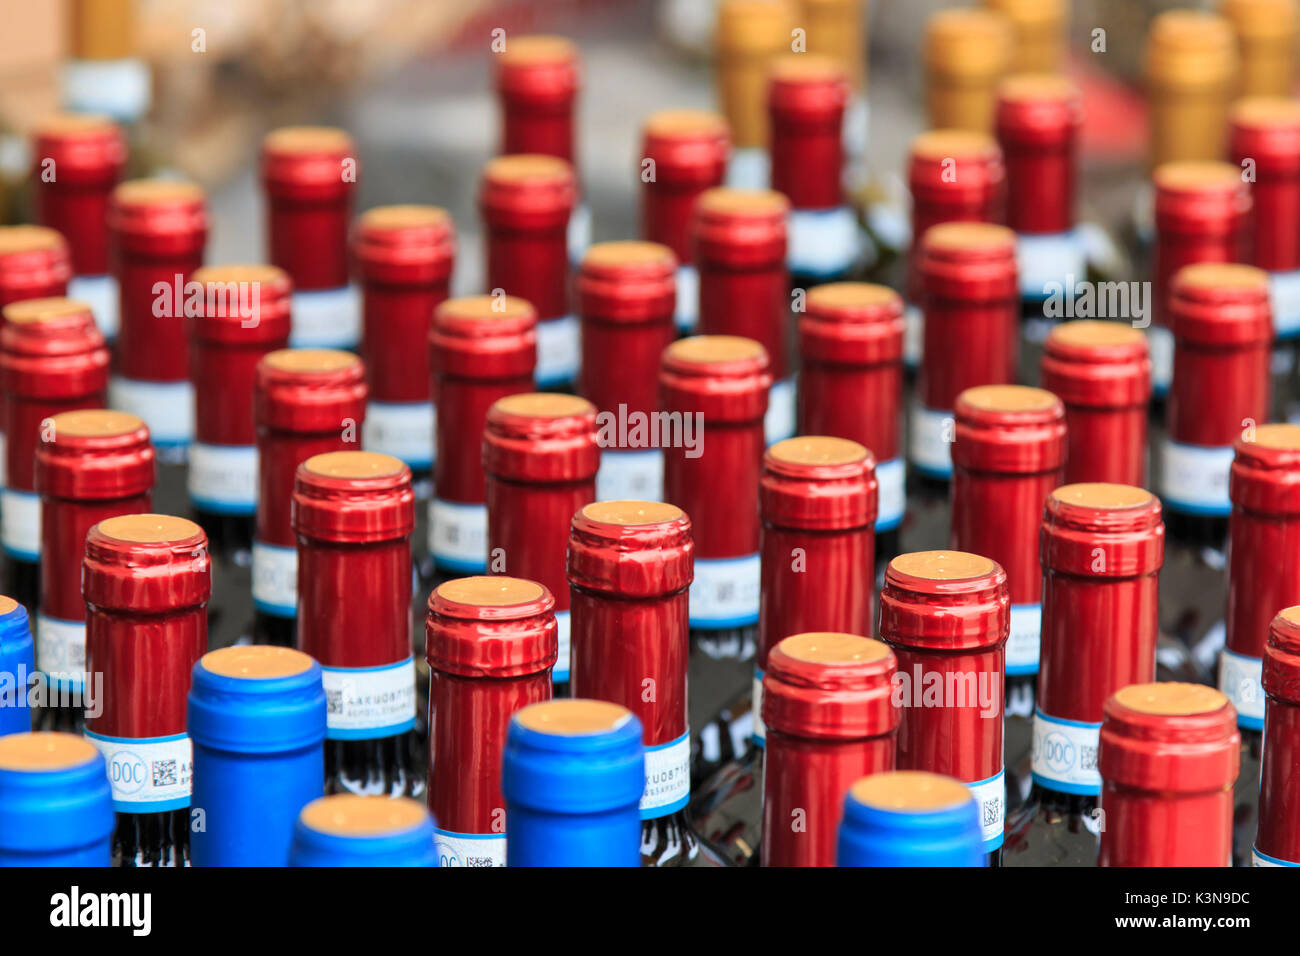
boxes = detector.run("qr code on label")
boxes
[982,795,1002,828]
[152,759,177,788]
[466,857,495,867]
[326,689,343,715]
[1080,745,1098,772]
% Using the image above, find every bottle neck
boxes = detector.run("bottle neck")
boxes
[1257,704,1300,865]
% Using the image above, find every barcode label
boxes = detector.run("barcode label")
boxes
[428,498,488,572]
[433,829,506,868]
[363,400,435,470]
[85,730,192,812]
[967,768,1005,852]
[689,553,760,629]
[290,285,361,349]
[596,449,664,503]
[188,442,258,513]
[252,540,297,617]
[1218,648,1264,730]
[1160,439,1234,517]
[36,614,86,689]
[535,314,580,387]
[1,488,41,560]
[320,657,417,739]
[1032,708,1102,795]
[641,730,690,818]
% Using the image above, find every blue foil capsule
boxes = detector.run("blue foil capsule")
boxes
[838,770,986,867]
[0,597,33,737]
[0,732,114,866]
[290,794,437,867]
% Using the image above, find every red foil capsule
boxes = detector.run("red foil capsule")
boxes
[1035,484,1165,796]
[1230,98,1300,338]
[484,392,599,685]
[253,349,367,619]
[639,109,729,331]
[187,265,291,517]
[754,436,877,747]
[1257,607,1300,865]
[480,154,576,388]
[797,283,905,531]
[0,226,71,311]
[1098,683,1239,867]
[35,410,154,687]
[107,180,207,447]
[879,550,1009,853]
[1150,161,1252,394]
[293,451,416,740]
[910,222,1019,479]
[0,300,109,559]
[576,240,676,501]
[429,295,536,574]
[995,74,1081,236]
[83,514,210,809]
[693,187,792,439]
[352,205,455,470]
[1040,320,1152,487]
[1222,424,1300,730]
[1162,263,1273,517]
[660,335,771,630]
[951,385,1066,680]
[761,632,898,867]
[495,35,580,166]
[426,575,557,867]
[569,500,694,818]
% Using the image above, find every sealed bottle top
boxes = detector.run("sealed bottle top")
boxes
[1230,96,1300,167]
[0,298,107,378]
[918,222,1018,301]
[761,435,877,531]
[108,179,207,238]
[1144,10,1239,89]
[261,126,357,191]
[767,54,850,120]
[1219,0,1297,97]
[953,385,1067,475]
[641,109,730,182]
[925,8,1013,80]
[852,770,976,812]
[352,204,455,282]
[1042,320,1151,409]
[292,451,414,544]
[1153,162,1251,239]
[431,294,537,380]
[693,187,789,264]
[715,0,795,149]
[0,226,71,304]
[68,0,137,60]
[984,0,1069,73]
[292,794,436,867]
[83,513,210,614]
[763,632,898,740]
[1232,423,1300,515]
[1169,263,1273,346]
[480,154,576,223]
[838,770,984,867]
[495,34,580,98]
[800,0,867,90]
[484,392,599,483]
[32,113,127,180]
[255,348,366,435]
[1100,683,1239,794]
[1265,606,1300,705]
[1042,483,1165,576]
[660,334,772,422]
[881,550,1009,653]
[189,264,292,344]
[579,240,677,320]
[37,408,153,500]
[427,575,557,678]
[568,499,693,599]
[189,646,325,755]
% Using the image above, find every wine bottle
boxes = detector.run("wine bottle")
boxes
[61,0,151,135]
[34,410,153,733]
[659,335,768,779]
[484,393,598,695]
[639,110,729,333]
[1255,606,1300,866]
[1220,424,1300,864]
[83,514,210,867]
[480,155,576,391]
[252,348,366,647]
[502,698,644,867]
[694,187,793,443]
[0,731,113,865]
[761,632,898,866]
[923,8,1012,135]
[577,241,676,502]
[838,770,984,867]
[1004,483,1164,867]
[1145,11,1237,171]
[767,54,858,288]
[797,284,904,558]
[983,0,1068,74]
[1097,683,1239,867]
[426,576,556,867]
[568,499,722,866]
[31,114,127,342]
[187,645,326,867]
[0,597,33,737]
[428,295,536,582]
[1219,0,1297,99]
[799,0,869,178]
[0,299,109,615]
[261,126,360,351]
[950,385,1066,812]
[1040,320,1151,487]
[290,795,436,867]
[693,435,876,865]
[292,451,420,798]
[909,222,1018,482]
[880,550,1008,864]
[714,0,792,190]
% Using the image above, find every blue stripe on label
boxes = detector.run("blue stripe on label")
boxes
[253,598,297,618]
[2,546,38,562]
[85,730,188,745]
[689,613,759,629]
[1160,497,1232,517]
[1033,707,1101,729]
[1254,846,1299,866]
[433,828,500,840]
[433,555,488,574]
[190,496,255,516]
[1030,773,1100,796]
[875,514,903,532]
[910,461,952,479]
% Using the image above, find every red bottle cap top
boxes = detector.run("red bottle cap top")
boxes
[479,154,576,229]
[1153,161,1252,235]
[189,264,292,346]
[768,54,850,125]
[291,451,414,543]
[1230,97,1300,176]
[255,348,367,433]
[351,205,455,285]
[0,298,108,399]
[261,126,357,200]
[641,109,730,186]
[692,187,789,267]
[917,221,1018,301]
[578,241,677,323]
[907,130,1005,219]
[1231,423,1300,515]
[762,632,898,741]
[1099,683,1239,794]
[952,384,1067,474]
[483,392,599,483]
[35,408,154,500]
[567,499,694,599]
[1040,320,1151,409]
[495,35,580,105]
[879,550,1009,653]
[800,282,904,366]
[31,113,127,184]
[1169,262,1273,346]
[107,179,207,259]
[761,435,877,530]
[0,226,71,302]
[431,295,537,381]
[82,513,211,613]
[995,73,1082,147]
[426,575,558,679]
[1264,606,1300,705]
[658,334,772,422]
[1040,483,1165,577]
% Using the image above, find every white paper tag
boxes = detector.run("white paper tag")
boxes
[61,58,151,122]
[187,442,257,514]
[1218,648,1265,731]
[535,314,580,387]
[85,730,192,812]
[1271,270,1300,340]
[1032,708,1102,795]
[1159,439,1234,516]
[1006,603,1041,676]
[689,553,760,629]
[903,303,923,369]
[433,829,506,868]
[641,730,691,818]
[674,263,698,332]
[1148,324,1173,396]
[750,668,766,746]
[290,286,361,349]
[429,498,488,573]
[36,613,85,689]
[553,610,571,683]
[68,274,120,341]
[788,207,860,280]
[969,768,1005,852]
[251,540,297,617]
[726,147,770,190]
[109,377,193,447]
[876,456,905,532]
[765,377,797,445]
[567,202,592,267]
[0,430,6,487]
[321,657,417,739]
[363,400,434,470]
[909,403,953,478]
[596,448,663,502]
[1,488,41,560]
[1017,232,1086,301]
